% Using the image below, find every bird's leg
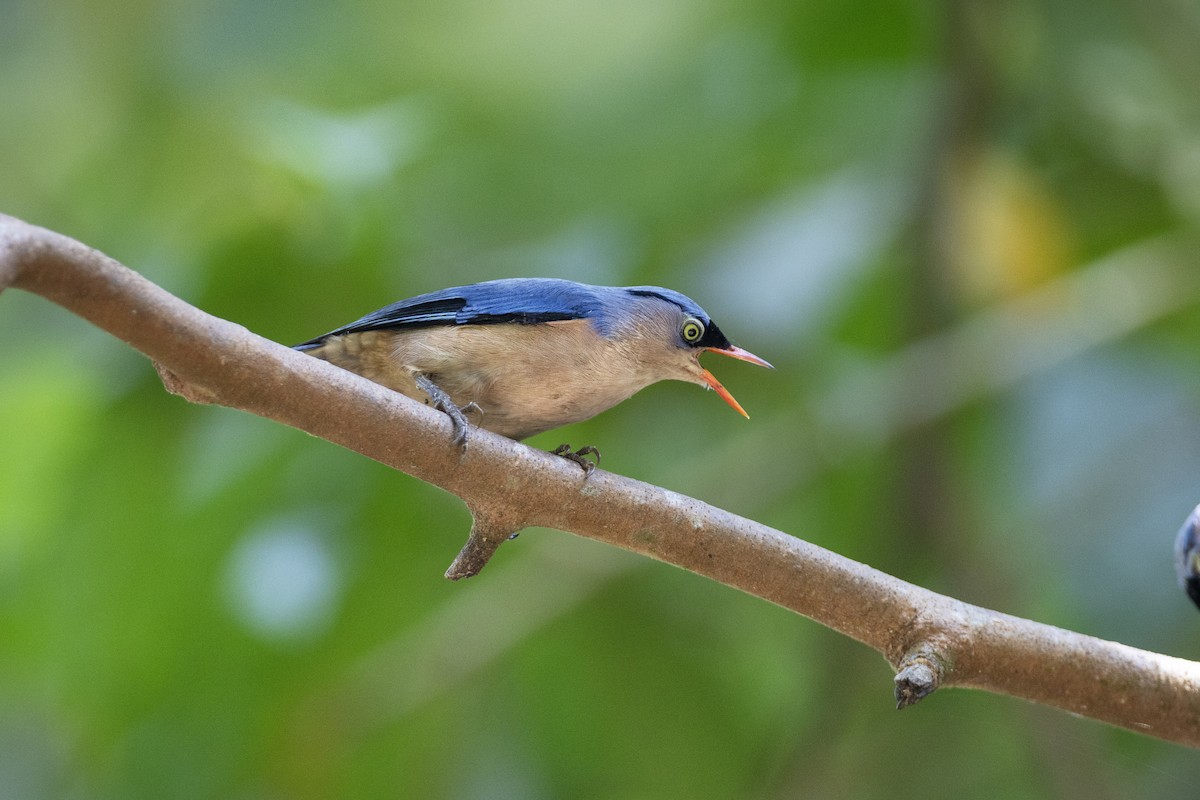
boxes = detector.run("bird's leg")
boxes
[414,373,473,447]
[551,444,601,476]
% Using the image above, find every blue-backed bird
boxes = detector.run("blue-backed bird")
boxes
[294,278,772,469]
[1176,505,1200,611]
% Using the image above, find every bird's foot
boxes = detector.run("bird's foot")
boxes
[415,374,475,447]
[552,444,600,476]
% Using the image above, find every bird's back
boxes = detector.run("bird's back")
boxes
[294,278,623,349]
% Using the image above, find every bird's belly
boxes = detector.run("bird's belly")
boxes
[440,366,638,441]
[316,322,661,441]
[406,324,644,439]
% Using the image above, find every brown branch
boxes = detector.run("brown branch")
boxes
[3,212,1199,747]
[445,507,524,580]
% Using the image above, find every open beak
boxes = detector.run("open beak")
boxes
[700,345,774,419]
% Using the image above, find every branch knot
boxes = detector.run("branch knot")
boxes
[894,645,950,709]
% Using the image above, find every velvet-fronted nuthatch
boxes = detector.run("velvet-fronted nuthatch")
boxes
[1177,505,1200,611]
[295,278,771,467]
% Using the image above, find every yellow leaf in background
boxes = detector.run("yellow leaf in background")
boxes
[942,147,1076,305]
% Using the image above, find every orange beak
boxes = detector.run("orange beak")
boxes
[700,345,774,419]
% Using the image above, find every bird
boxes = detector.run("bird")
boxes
[294,278,772,470]
[1176,504,1200,611]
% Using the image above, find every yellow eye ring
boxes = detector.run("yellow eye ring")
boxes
[680,316,705,344]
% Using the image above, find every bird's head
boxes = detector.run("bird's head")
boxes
[619,287,773,418]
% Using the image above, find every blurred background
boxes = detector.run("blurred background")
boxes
[3,0,1200,797]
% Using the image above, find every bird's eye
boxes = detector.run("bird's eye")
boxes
[680,316,705,344]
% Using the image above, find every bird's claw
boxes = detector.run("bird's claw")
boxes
[415,374,475,448]
[453,401,483,446]
[552,444,601,476]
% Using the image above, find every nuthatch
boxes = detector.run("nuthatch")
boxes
[1177,505,1200,611]
[295,278,771,467]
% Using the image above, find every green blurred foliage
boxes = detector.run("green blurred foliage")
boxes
[3,0,1200,797]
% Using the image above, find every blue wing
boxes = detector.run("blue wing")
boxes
[294,278,613,349]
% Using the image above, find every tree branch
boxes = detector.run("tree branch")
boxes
[3,213,1199,747]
